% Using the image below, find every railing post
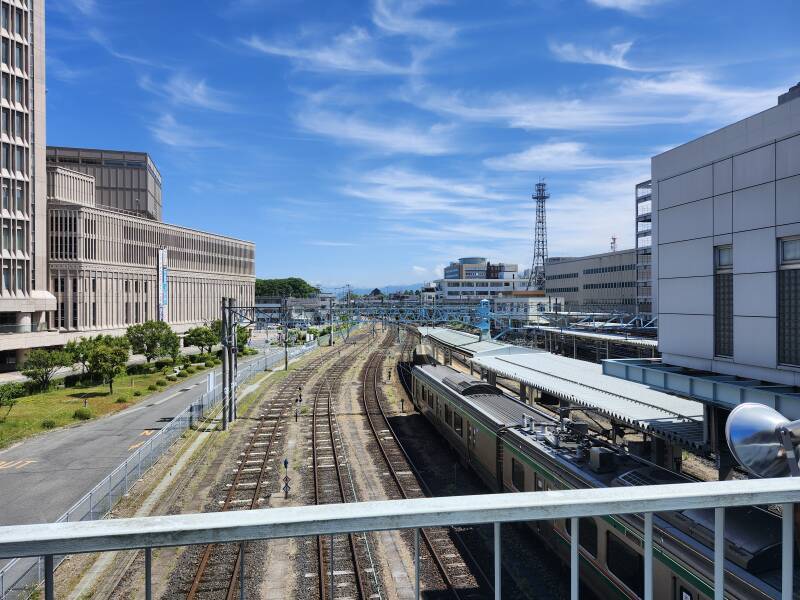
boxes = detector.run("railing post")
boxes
[494,522,501,600]
[89,490,94,520]
[783,503,794,600]
[145,547,152,600]
[570,517,578,600]
[714,507,724,600]
[329,534,334,600]
[44,554,54,600]
[414,528,420,600]
[240,543,245,600]
[644,512,653,600]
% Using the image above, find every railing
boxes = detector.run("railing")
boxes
[0,341,318,599]
[0,479,796,600]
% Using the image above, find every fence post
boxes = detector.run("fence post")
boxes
[782,503,794,600]
[570,517,578,600]
[494,522,501,600]
[44,555,54,600]
[145,547,152,600]
[644,512,653,600]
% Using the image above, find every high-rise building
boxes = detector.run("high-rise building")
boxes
[47,147,162,220]
[544,250,637,312]
[0,0,56,365]
[635,180,653,316]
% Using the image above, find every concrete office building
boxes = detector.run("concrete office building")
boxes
[46,166,254,341]
[651,85,800,387]
[0,0,56,365]
[47,146,162,220]
[435,278,517,302]
[443,257,518,280]
[544,249,637,312]
[492,291,563,327]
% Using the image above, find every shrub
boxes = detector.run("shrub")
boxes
[147,384,158,391]
[177,370,188,378]
[184,366,195,374]
[205,360,214,368]
[73,408,92,420]
[133,390,142,397]
[115,397,127,404]
[213,358,222,365]
[126,364,148,376]
[63,373,83,387]
[156,379,167,387]
[154,359,171,370]
[166,375,178,382]
[41,419,56,429]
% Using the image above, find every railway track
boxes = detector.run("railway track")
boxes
[360,331,492,599]
[311,338,382,600]
[185,339,367,600]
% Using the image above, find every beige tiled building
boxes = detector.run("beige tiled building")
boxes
[0,0,57,366]
[47,166,254,338]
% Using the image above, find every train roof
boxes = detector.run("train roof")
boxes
[413,362,785,580]
[414,365,546,430]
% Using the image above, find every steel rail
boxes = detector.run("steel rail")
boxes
[312,348,369,600]
[187,349,341,599]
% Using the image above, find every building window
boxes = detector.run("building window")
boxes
[72,303,78,328]
[511,457,525,491]
[92,302,97,326]
[565,517,598,557]
[606,532,644,596]
[779,238,800,366]
[714,245,733,358]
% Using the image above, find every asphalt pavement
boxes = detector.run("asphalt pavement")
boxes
[0,350,280,527]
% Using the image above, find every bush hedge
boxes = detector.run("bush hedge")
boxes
[73,408,92,420]
[156,379,167,387]
[41,419,56,429]
[177,370,188,378]
[148,384,158,391]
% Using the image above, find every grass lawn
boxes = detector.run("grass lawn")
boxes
[0,362,218,449]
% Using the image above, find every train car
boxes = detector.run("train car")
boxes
[410,363,790,600]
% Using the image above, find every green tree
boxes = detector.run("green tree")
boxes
[255,277,319,298]
[65,337,97,375]
[236,326,251,349]
[126,321,174,362]
[184,326,217,354]
[0,382,26,421]
[163,329,182,365]
[88,338,130,394]
[22,349,72,391]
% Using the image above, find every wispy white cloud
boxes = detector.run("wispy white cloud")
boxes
[47,55,89,83]
[243,28,412,75]
[140,74,236,112]
[371,0,457,41]
[309,240,357,247]
[413,70,782,131]
[70,0,97,17]
[149,114,221,148]
[485,141,647,171]
[87,28,159,67]
[296,109,455,155]
[549,40,635,70]
[412,265,428,274]
[586,0,665,14]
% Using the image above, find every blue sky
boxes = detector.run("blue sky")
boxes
[47,0,799,288]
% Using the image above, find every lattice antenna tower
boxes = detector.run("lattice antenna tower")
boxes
[527,179,549,290]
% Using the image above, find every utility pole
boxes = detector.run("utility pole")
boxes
[221,298,228,431]
[230,297,238,423]
[283,296,289,370]
[328,296,334,347]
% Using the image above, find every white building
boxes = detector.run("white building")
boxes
[651,84,800,387]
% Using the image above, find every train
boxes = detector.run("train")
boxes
[408,356,790,600]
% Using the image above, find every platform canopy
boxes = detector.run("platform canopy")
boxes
[471,352,707,449]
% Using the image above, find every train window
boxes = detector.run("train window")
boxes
[565,518,598,557]
[511,457,525,491]
[453,413,463,436]
[678,588,693,600]
[606,532,644,597]
[444,404,452,427]
[535,474,544,492]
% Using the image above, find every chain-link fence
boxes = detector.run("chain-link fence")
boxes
[0,341,318,599]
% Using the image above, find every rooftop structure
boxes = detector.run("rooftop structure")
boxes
[46,146,163,221]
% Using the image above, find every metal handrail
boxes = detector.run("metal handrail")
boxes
[0,478,797,600]
[0,342,319,599]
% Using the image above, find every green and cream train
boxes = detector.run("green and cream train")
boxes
[410,362,790,600]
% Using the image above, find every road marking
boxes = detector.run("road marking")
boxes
[0,459,37,470]
[128,441,146,451]
[140,430,156,437]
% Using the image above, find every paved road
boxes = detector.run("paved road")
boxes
[0,349,281,527]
